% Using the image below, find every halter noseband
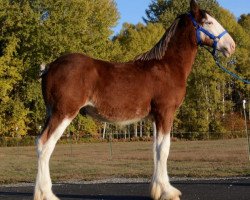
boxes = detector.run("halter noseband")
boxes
[188,13,228,56]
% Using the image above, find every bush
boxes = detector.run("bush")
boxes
[223,113,245,132]
[0,136,35,147]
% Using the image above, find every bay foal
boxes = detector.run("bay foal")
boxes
[34,1,235,200]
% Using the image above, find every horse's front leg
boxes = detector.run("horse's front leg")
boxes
[150,113,181,200]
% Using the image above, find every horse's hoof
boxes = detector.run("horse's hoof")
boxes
[151,181,181,200]
[33,191,60,200]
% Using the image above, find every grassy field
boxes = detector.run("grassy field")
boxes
[0,138,249,184]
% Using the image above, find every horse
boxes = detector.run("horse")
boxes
[34,0,235,200]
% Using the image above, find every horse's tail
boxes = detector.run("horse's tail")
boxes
[39,63,48,78]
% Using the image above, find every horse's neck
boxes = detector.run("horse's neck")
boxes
[163,23,197,80]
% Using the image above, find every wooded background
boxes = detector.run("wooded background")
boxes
[0,0,249,140]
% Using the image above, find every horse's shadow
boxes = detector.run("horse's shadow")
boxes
[0,192,151,200]
[59,194,151,200]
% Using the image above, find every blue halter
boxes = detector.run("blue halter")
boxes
[188,13,228,55]
[188,13,250,84]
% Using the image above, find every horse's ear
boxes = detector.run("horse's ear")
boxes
[190,0,200,18]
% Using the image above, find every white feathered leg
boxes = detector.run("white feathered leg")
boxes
[151,123,181,200]
[34,118,71,200]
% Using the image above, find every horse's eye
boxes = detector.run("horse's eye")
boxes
[205,21,213,25]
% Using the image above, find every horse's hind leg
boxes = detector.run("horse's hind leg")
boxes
[34,110,76,200]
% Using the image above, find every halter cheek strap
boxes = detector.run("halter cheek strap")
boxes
[188,13,250,84]
[188,13,228,55]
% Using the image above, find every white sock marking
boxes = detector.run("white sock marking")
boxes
[151,129,181,199]
[35,118,71,200]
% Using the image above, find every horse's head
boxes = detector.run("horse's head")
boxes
[189,0,235,57]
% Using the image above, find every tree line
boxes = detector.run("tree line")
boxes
[0,0,249,140]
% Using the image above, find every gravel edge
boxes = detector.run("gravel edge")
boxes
[1,176,249,188]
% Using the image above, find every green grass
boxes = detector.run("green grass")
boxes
[0,138,249,184]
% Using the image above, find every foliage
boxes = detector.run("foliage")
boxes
[114,22,165,61]
[0,0,119,137]
[0,0,248,140]
[144,0,219,28]
[141,0,249,136]
[67,115,98,140]
[238,14,250,33]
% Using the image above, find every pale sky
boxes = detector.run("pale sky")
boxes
[113,0,250,34]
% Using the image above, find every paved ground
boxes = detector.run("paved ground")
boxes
[0,178,249,200]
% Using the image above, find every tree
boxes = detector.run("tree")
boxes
[0,0,119,136]
[1,0,248,140]
[141,0,250,137]
[238,14,250,33]
[0,34,29,136]
[114,22,165,61]
[67,115,98,141]
[144,0,219,28]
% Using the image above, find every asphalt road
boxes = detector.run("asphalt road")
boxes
[0,178,249,200]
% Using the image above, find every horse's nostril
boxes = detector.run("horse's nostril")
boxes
[231,43,235,51]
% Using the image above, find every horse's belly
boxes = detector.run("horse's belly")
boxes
[82,104,150,125]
